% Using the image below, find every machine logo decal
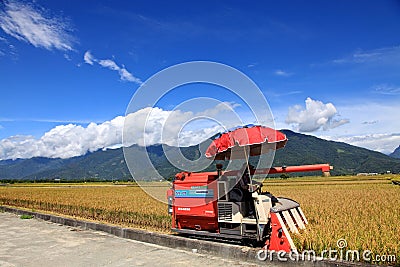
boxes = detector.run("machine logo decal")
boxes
[175,189,214,198]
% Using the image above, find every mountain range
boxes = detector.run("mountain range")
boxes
[1,130,399,181]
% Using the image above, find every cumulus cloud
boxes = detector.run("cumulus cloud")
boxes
[83,50,142,84]
[0,1,74,51]
[0,103,240,160]
[123,102,242,148]
[285,97,349,132]
[314,101,400,154]
[0,116,125,160]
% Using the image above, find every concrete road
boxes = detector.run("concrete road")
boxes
[0,212,260,267]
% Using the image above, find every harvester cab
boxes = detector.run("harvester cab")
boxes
[167,166,308,252]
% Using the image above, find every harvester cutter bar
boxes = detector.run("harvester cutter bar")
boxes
[268,197,309,251]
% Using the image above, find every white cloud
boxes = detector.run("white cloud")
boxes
[123,102,242,148]
[0,1,74,51]
[362,120,378,125]
[372,84,400,95]
[332,45,400,65]
[285,97,349,132]
[247,63,258,68]
[276,99,400,153]
[316,102,400,154]
[0,103,240,160]
[63,53,71,61]
[198,102,241,117]
[98,59,119,70]
[268,89,302,98]
[0,116,125,160]
[0,36,8,56]
[119,67,139,83]
[83,51,94,65]
[0,31,17,59]
[83,50,142,84]
[321,133,400,155]
[274,69,292,77]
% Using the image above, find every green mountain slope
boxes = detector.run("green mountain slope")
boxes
[22,149,131,181]
[1,130,399,180]
[390,145,400,159]
[0,157,66,179]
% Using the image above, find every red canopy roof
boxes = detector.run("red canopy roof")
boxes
[205,125,287,160]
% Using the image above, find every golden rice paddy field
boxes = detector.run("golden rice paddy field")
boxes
[265,175,399,265]
[1,175,399,264]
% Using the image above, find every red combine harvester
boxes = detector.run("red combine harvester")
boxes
[167,125,332,252]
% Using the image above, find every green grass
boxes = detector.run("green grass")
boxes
[20,214,34,219]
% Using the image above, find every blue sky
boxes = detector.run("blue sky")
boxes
[0,0,400,160]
